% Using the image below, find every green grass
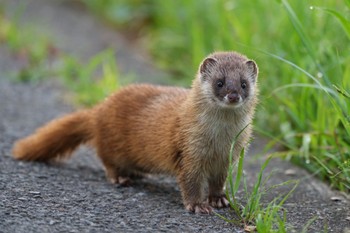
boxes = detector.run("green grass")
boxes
[60,49,120,106]
[83,0,350,192]
[215,126,299,232]
[0,8,120,106]
[0,8,57,82]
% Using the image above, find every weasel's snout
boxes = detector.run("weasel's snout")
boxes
[227,93,241,103]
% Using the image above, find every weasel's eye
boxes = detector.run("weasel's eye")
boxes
[241,82,247,89]
[217,81,224,88]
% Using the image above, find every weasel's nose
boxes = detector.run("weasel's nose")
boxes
[227,93,240,103]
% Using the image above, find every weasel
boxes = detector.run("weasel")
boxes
[12,51,259,214]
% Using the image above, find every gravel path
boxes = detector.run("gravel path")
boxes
[1,1,349,232]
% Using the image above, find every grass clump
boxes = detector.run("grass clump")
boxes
[0,7,121,106]
[264,0,350,192]
[60,50,120,106]
[0,7,58,82]
[216,126,299,232]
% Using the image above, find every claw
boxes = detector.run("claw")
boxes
[106,174,131,186]
[117,176,131,186]
[186,203,213,214]
[209,195,230,208]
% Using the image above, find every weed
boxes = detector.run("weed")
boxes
[0,8,58,82]
[270,0,350,191]
[60,49,121,106]
[215,126,299,232]
[0,5,121,106]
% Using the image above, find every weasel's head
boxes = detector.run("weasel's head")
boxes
[196,51,258,109]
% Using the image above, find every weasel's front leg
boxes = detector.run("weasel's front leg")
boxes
[208,172,230,208]
[177,167,212,214]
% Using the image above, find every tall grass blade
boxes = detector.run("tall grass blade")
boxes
[226,124,250,212]
[300,216,318,233]
[271,83,338,98]
[334,85,350,99]
[281,0,331,85]
[275,180,299,207]
[233,148,245,194]
[314,7,350,40]
[280,0,315,59]
[262,51,350,136]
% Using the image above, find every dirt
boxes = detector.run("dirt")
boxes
[0,0,349,232]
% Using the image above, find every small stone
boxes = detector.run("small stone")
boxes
[330,196,342,202]
[346,217,350,221]
[134,192,145,197]
[29,191,41,195]
[284,169,296,176]
[18,197,27,201]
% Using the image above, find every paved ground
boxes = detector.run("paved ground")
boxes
[1,0,350,232]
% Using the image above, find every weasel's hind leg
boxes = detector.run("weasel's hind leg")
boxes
[97,145,133,186]
[103,164,132,186]
[97,146,142,186]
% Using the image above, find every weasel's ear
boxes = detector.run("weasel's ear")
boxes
[245,60,258,82]
[200,57,217,74]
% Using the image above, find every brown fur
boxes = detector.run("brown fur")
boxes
[12,51,259,214]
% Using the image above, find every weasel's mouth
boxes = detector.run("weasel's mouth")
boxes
[224,94,242,105]
[211,94,244,108]
[214,94,243,109]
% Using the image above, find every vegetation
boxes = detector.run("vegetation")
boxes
[60,50,120,106]
[216,126,299,232]
[0,9,120,105]
[0,9,56,82]
[82,0,350,192]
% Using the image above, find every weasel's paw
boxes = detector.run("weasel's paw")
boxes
[186,203,213,214]
[117,176,132,186]
[209,194,230,208]
[107,176,131,187]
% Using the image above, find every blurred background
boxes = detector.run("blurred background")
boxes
[0,0,349,192]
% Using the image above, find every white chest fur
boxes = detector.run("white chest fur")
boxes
[188,109,248,175]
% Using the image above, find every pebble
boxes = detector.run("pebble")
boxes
[284,169,296,176]
[29,191,41,195]
[330,196,342,202]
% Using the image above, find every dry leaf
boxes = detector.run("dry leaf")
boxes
[244,225,256,232]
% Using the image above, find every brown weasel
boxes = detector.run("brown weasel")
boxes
[12,51,258,214]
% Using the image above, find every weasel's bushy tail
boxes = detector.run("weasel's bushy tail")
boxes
[12,110,94,162]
